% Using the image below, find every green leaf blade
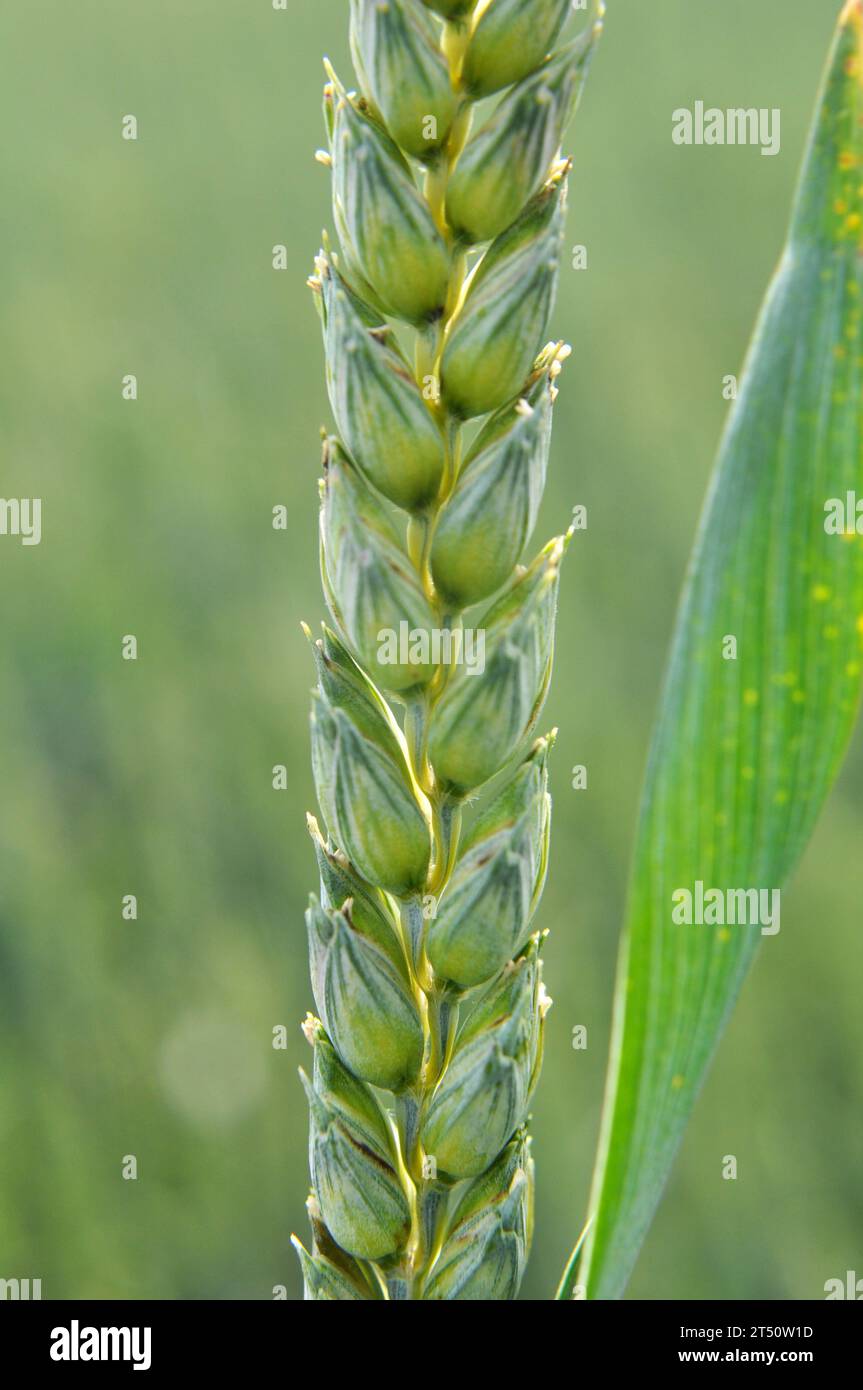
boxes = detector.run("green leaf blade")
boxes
[579,2,863,1302]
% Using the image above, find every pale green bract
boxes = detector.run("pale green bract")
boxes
[293,0,603,1300]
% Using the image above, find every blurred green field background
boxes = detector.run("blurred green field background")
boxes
[1,0,861,1300]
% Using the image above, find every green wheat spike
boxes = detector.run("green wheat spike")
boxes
[292,0,604,1301]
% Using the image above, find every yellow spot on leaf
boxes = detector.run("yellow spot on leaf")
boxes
[812,584,831,603]
[743,688,759,707]
[717,928,731,944]
[841,0,863,34]
[671,1074,685,1091]
[841,4,863,88]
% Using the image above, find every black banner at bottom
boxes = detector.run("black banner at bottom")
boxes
[2,1298,859,1374]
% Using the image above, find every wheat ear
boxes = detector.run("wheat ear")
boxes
[292,0,603,1301]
